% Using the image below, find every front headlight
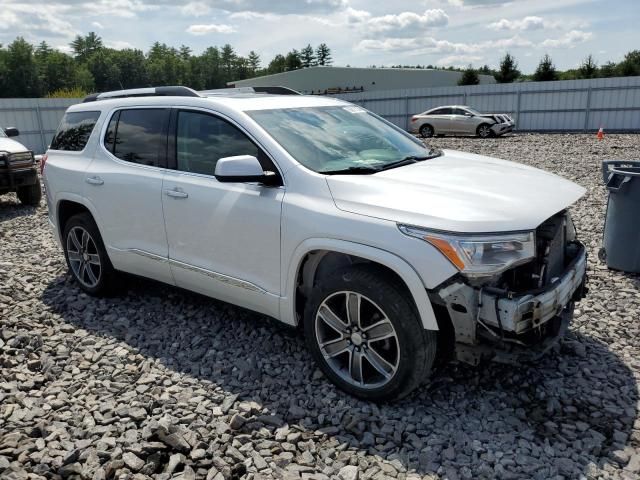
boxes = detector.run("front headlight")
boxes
[399,225,535,277]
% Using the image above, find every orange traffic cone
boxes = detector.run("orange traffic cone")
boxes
[597,126,604,141]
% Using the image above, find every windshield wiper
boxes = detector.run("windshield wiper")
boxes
[379,151,444,171]
[321,166,381,175]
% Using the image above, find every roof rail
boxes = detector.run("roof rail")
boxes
[200,86,301,96]
[82,86,201,103]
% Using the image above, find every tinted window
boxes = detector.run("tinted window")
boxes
[112,109,168,166]
[104,111,118,153]
[176,111,259,176]
[430,108,452,115]
[454,108,472,116]
[50,111,100,151]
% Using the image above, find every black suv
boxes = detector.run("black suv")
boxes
[0,127,42,206]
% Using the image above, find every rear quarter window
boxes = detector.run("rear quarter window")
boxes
[50,111,101,151]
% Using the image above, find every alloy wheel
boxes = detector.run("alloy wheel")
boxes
[66,226,102,288]
[478,125,491,138]
[315,291,400,389]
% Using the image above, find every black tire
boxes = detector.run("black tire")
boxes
[16,183,42,206]
[476,123,493,138]
[419,124,434,138]
[62,213,118,296]
[304,265,437,402]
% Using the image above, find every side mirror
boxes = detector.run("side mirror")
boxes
[4,127,19,137]
[214,155,279,186]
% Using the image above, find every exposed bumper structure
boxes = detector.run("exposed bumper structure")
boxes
[490,121,515,136]
[433,241,587,365]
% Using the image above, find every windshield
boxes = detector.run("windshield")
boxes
[247,105,439,174]
[465,107,481,115]
[0,128,5,138]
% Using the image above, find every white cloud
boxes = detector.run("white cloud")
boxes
[344,7,371,25]
[488,16,545,31]
[186,23,236,35]
[91,21,104,29]
[366,9,449,34]
[180,1,212,17]
[228,11,278,21]
[105,40,134,49]
[541,29,592,48]
[0,4,77,39]
[357,36,473,54]
[209,0,347,14]
[82,0,157,18]
[357,34,532,55]
[436,54,484,66]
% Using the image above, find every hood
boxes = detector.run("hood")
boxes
[326,149,585,233]
[0,137,29,154]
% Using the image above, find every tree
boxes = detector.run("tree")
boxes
[495,53,520,83]
[457,65,479,86]
[578,54,598,79]
[599,61,618,78]
[300,44,315,68]
[533,54,558,82]
[247,51,260,74]
[70,32,103,61]
[285,49,302,71]
[5,37,41,97]
[315,43,332,66]
[618,50,640,76]
[112,49,148,88]
[86,50,121,91]
[267,54,286,74]
[220,44,236,79]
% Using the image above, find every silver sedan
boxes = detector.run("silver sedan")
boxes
[410,106,515,138]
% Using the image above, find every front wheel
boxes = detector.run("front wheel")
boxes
[304,265,437,401]
[17,183,42,206]
[476,123,493,138]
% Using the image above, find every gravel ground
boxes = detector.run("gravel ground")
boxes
[1,133,640,480]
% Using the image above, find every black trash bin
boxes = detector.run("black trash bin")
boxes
[600,160,640,273]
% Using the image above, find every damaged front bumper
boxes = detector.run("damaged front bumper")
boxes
[431,241,587,365]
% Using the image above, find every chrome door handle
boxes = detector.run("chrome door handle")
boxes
[164,188,188,199]
[85,176,104,185]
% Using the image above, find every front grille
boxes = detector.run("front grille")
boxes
[0,151,34,169]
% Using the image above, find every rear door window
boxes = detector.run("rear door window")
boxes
[50,111,101,151]
[430,108,452,115]
[105,109,169,167]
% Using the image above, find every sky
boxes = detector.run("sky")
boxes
[0,0,638,73]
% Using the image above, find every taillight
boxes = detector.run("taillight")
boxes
[40,153,48,175]
[410,116,418,122]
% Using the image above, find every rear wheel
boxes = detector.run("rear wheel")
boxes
[16,183,42,206]
[304,265,437,401]
[62,213,118,296]
[477,123,493,138]
[419,124,434,138]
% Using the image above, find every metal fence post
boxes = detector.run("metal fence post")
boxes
[405,96,410,130]
[34,105,46,153]
[516,90,522,129]
[584,86,592,132]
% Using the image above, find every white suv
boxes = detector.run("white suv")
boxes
[43,86,588,401]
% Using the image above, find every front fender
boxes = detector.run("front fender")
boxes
[281,238,439,331]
